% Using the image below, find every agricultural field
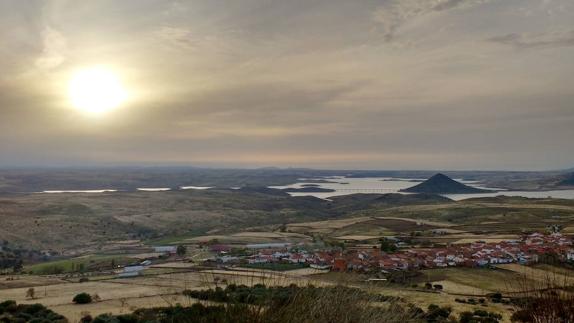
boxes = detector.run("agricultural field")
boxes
[0,267,328,322]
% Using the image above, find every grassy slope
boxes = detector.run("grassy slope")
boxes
[0,191,449,252]
[356,197,574,229]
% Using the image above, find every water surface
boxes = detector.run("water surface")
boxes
[271,176,574,200]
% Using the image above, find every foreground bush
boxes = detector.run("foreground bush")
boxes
[92,285,506,323]
[183,284,403,306]
[0,300,67,322]
[460,309,502,323]
[94,285,424,323]
[511,293,574,322]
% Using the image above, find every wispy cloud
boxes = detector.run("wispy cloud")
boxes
[488,29,574,49]
[373,0,490,40]
[35,26,67,70]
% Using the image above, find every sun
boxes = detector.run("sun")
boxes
[68,67,128,114]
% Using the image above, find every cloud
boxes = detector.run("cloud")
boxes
[373,0,490,40]
[155,26,190,44]
[488,29,574,49]
[1,0,574,170]
[34,26,67,70]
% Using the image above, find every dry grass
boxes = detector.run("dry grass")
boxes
[186,231,311,244]
[0,275,66,290]
[287,217,372,232]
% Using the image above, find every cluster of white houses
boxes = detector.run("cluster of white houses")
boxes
[115,233,574,277]
[212,233,574,272]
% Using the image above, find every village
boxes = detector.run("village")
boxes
[210,232,574,273]
[121,232,574,277]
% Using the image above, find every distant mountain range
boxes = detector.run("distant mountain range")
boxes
[401,173,490,194]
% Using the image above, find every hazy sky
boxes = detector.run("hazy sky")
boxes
[1,0,573,170]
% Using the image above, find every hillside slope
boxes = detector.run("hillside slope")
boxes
[0,190,450,252]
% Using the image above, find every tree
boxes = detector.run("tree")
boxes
[73,292,93,304]
[176,245,187,257]
[380,239,397,253]
[12,259,23,273]
[25,287,35,299]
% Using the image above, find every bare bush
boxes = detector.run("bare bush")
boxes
[509,266,574,322]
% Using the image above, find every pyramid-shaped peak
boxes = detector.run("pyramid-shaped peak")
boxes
[428,173,451,180]
[402,173,488,194]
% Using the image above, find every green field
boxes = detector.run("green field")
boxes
[25,255,132,275]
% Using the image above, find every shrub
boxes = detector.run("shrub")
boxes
[487,292,502,303]
[176,245,187,257]
[460,309,502,323]
[425,304,451,321]
[73,293,93,304]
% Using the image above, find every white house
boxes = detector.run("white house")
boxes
[118,265,144,278]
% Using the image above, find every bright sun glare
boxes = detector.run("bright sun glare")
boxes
[68,67,127,114]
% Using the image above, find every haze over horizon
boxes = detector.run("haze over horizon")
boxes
[1,0,574,170]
